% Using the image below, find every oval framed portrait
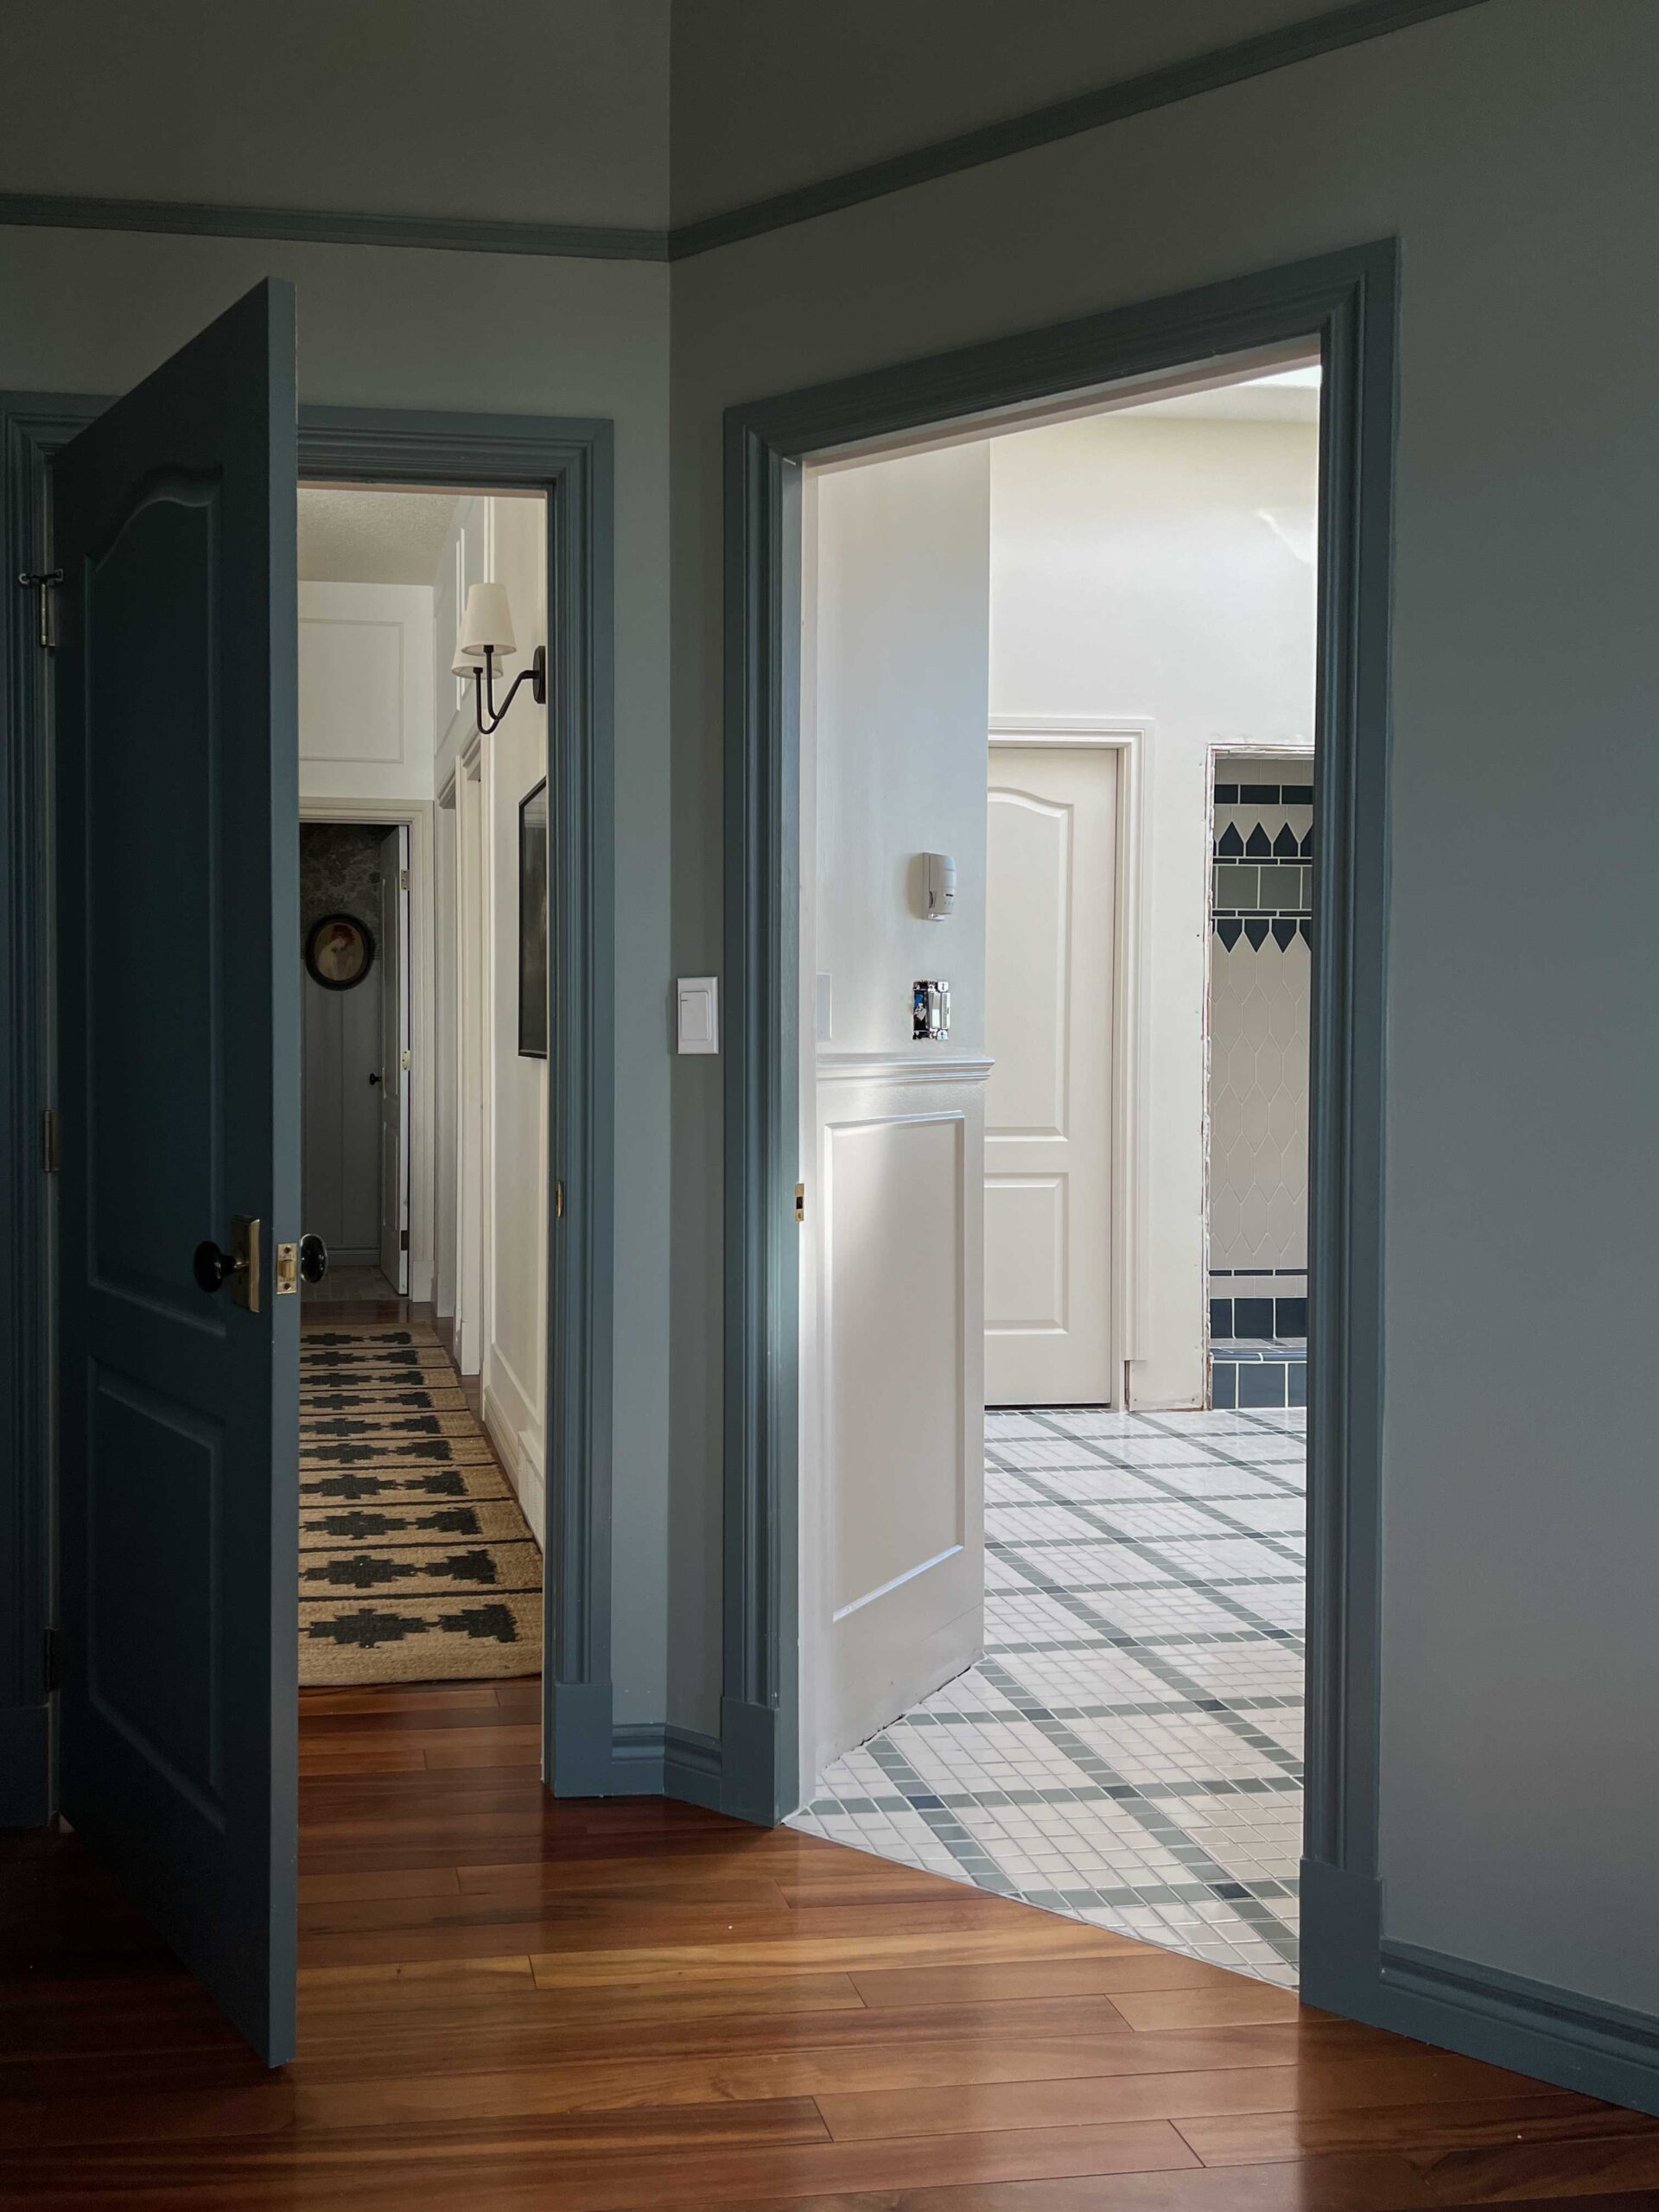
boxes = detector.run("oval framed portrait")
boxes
[305,912,375,991]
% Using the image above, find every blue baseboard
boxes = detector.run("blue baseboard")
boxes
[1302,1858,1659,2120]
[610,1722,723,1809]
[549,1676,613,1797]
[719,1695,784,1826]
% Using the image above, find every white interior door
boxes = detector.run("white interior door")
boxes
[984,743,1117,1405]
[800,443,990,1789]
[377,823,410,1292]
[455,757,486,1374]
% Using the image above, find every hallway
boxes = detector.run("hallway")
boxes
[298,1309,543,1688]
[4,1683,1659,2205]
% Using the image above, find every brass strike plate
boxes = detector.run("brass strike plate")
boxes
[275,1241,299,1297]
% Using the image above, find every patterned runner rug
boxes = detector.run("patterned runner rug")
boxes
[298,1320,543,1687]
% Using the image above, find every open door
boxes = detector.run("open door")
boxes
[52,281,300,2066]
[378,823,410,1293]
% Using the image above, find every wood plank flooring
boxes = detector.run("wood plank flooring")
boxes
[4,1681,1659,2207]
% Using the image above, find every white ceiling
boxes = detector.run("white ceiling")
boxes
[671,0,1363,225]
[297,486,458,586]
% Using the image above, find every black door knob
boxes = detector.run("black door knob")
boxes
[368,1071,380,1086]
[194,1240,239,1294]
[298,1232,329,1284]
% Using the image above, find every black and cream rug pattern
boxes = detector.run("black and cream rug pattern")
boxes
[298,1320,543,1687]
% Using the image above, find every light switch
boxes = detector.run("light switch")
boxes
[677,976,720,1054]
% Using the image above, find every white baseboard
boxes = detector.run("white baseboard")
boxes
[483,1360,545,1546]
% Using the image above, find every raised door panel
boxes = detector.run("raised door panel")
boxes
[53,279,299,2065]
[984,746,1117,1406]
[819,1096,984,1762]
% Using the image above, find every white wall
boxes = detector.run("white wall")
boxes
[990,412,1317,1406]
[434,799,458,1321]
[478,495,551,1537]
[669,0,1659,2012]
[812,445,991,1055]
[299,582,435,804]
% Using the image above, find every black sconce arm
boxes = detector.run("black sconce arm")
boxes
[473,643,548,734]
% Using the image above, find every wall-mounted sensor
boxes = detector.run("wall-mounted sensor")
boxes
[677,976,719,1054]
[912,979,950,1041]
[922,852,957,920]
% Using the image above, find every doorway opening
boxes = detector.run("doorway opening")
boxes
[791,356,1319,1987]
[300,820,410,1301]
[293,481,549,1693]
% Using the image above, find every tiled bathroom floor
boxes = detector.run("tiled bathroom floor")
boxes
[790,1404,1306,1987]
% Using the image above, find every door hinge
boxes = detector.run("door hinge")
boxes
[16,568,62,650]
[42,1625,62,1694]
[554,1179,565,1220]
[41,1108,60,1175]
[795,1181,805,1224]
[400,868,410,891]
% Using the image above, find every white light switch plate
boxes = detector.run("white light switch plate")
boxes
[677,975,720,1054]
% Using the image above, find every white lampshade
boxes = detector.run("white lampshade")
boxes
[456,580,518,662]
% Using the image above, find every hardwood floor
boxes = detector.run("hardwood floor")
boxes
[4,1687,1659,2208]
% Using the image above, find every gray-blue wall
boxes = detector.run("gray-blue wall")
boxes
[667,0,1659,2014]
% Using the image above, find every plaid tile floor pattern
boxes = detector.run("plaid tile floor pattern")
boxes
[790,1404,1306,1988]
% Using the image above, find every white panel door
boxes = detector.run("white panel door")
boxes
[984,744,1117,1404]
[377,824,410,1293]
[816,1091,985,1767]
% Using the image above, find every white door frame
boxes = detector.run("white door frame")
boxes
[988,717,1150,1407]
[452,739,490,1377]
[299,797,435,1301]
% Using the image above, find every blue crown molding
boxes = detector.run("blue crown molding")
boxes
[0,1,1491,270]
[0,192,670,264]
[668,0,1493,259]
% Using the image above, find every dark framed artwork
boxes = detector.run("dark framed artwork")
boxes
[305,912,375,991]
[518,779,550,1058]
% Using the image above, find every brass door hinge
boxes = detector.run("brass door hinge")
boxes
[16,569,62,649]
[795,1182,805,1224]
[554,1179,565,1220]
[41,1109,60,1175]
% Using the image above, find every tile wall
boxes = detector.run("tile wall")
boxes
[1209,765,1313,1408]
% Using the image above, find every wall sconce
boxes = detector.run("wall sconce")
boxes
[452,581,547,734]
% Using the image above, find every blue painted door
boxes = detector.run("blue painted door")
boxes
[52,282,300,2066]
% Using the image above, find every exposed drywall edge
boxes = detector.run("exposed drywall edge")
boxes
[0,192,670,264]
[668,0,1493,257]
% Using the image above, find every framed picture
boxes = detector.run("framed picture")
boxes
[518,779,550,1058]
[305,912,375,991]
